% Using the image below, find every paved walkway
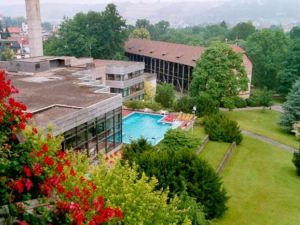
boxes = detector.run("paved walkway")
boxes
[242,130,296,153]
[220,105,283,113]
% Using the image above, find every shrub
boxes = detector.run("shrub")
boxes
[123,137,228,220]
[136,148,228,219]
[174,96,194,113]
[144,101,164,111]
[159,129,199,152]
[233,96,247,108]
[203,113,243,144]
[292,149,300,176]
[194,93,219,117]
[155,83,175,108]
[246,88,273,107]
[123,100,145,110]
[221,97,235,110]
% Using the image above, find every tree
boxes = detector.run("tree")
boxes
[0,47,15,61]
[290,26,300,39]
[203,113,243,144]
[155,83,175,108]
[126,146,228,219]
[279,80,300,132]
[44,4,127,59]
[174,96,194,113]
[129,28,151,39]
[136,19,151,29]
[292,122,300,140]
[190,43,248,100]
[292,149,300,176]
[193,93,219,117]
[277,40,300,96]
[91,161,199,225]
[227,21,256,40]
[144,80,156,100]
[245,29,289,90]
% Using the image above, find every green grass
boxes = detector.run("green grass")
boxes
[213,136,300,225]
[200,141,230,169]
[223,110,299,149]
[186,125,206,140]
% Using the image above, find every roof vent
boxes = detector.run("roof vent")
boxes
[176,54,183,59]
[162,51,168,56]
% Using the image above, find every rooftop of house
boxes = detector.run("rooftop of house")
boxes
[8,67,119,123]
[125,38,249,67]
[94,59,144,68]
[7,27,21,34]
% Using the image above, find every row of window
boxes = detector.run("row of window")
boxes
[111,82,144,97]
[62,107,122,155]
[106,70,143,81]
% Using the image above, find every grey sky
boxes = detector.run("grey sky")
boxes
[4,0,228,4]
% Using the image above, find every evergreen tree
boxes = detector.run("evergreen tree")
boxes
[279,80,300,132]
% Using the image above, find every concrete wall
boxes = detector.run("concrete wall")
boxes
[25,0,43,57]
[105,74,145,89]
[6,61,50,73]
[106,62,145,75]
[35,94,123,136]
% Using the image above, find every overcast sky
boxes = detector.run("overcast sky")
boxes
[3,0,228,4]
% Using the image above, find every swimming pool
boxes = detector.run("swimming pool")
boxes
[123,112,172,145]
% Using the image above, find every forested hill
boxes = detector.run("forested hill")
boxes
[1,0,300,26]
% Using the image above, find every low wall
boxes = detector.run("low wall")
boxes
[196,135,209,155]
[216,142,237,175]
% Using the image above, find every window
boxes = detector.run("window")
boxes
[35,63,41,70]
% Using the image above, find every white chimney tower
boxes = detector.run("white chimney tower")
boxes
[25,0,43,57]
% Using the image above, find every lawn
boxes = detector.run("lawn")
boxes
[200,141,230,170]
[223,110,299,149]
[213,136,300,225]
[186,125,206,140]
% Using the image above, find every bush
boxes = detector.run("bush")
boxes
[246,88,273,107]
[174,96,194,113]
[221,97,235,110]
[233,96,247,108]
[159,129,199,152]
[155,83,175,108]
[144,101,164,111]
[194,93,219,117]
[136,149,228,219]
[292,149,300,176]
[124,100,164,111]
[124,100,145,110]
[123,137,228,220]
[203,113,243,144]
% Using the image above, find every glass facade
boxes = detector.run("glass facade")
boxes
[110,82,144,98]
[62,107,122,156]
[106,70,143,81]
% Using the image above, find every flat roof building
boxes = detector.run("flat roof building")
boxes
[125,38,252,98]
[93,59,155,101]
[4,57,123,157]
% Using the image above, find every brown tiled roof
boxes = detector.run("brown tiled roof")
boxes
[7,27,21,34]
[125,38,251,68]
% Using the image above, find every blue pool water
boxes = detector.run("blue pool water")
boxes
[123,112,172,145]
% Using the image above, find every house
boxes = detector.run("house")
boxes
[93,59,156,101]
[125,38,253,98]
[2,56,123,157]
